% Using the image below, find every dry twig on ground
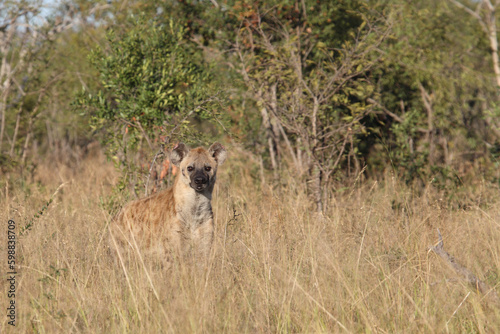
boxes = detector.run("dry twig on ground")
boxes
[430,229,500,306]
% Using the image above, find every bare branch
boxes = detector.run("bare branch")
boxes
[144,148,165,197]
[484,0,495,11]
[209,0,219,8]
[430,229,500,305]
[367,98,403,123]
[448,0,488,33]
[367,98,429,134]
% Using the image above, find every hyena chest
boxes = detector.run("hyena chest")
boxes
[178,200,213,231]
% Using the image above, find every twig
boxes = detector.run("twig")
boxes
[135,120,153,150]
[429,229,500,305]
[20,182,67,235]
[162,93,222,144]
[144,147,165,197]
[367,97,428,133]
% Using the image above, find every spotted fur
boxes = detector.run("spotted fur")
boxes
[111,142,227,263]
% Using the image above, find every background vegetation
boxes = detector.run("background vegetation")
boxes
[2,0,500,332]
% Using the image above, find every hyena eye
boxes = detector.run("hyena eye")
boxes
[187,166,194,172]
[205,166,211,172]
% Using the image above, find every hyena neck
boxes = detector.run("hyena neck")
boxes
[174,178,214,227]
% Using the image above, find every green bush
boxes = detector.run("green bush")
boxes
[76,17,226,200]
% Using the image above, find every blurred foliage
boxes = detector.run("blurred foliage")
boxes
[366,0,497,184]
[2,0,500,202]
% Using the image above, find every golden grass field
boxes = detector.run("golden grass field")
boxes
[1,148,500,333]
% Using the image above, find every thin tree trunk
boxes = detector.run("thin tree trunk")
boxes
[277,121,299,171]
[297,137,303,171]
[0,93,6,153]
[449,0,500,90]
[0,84,10,153]
[21,89,45,165]
[45,119,53,153]
[9,106,22,157]
[0,31,10,154]
[420,83,435,164]
[260,95,279,182]
[21,117,33,165]
[311,99,323,213]
[269,83,280,140]
[270,83,300,171]
[261,106,278,173]
[485,1,500,89]
[311,164,322,214]
[259,155,266,189]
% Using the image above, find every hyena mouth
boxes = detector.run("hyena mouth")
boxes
[192,183,207,191]
[191,175,209,192]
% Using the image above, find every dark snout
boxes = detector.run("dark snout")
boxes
[191,171,209,191]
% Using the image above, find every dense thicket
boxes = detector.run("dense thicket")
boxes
[2,0,500,212]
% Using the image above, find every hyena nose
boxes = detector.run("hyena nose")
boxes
[195,177,207,185]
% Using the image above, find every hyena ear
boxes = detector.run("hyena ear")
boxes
[170,142,189,167]
[208,142,227,165]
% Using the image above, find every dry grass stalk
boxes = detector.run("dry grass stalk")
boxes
[2,149,500,332]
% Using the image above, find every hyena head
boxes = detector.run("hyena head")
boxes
[170,142,227,192]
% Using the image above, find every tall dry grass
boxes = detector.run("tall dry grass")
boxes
[1,148,500,333]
